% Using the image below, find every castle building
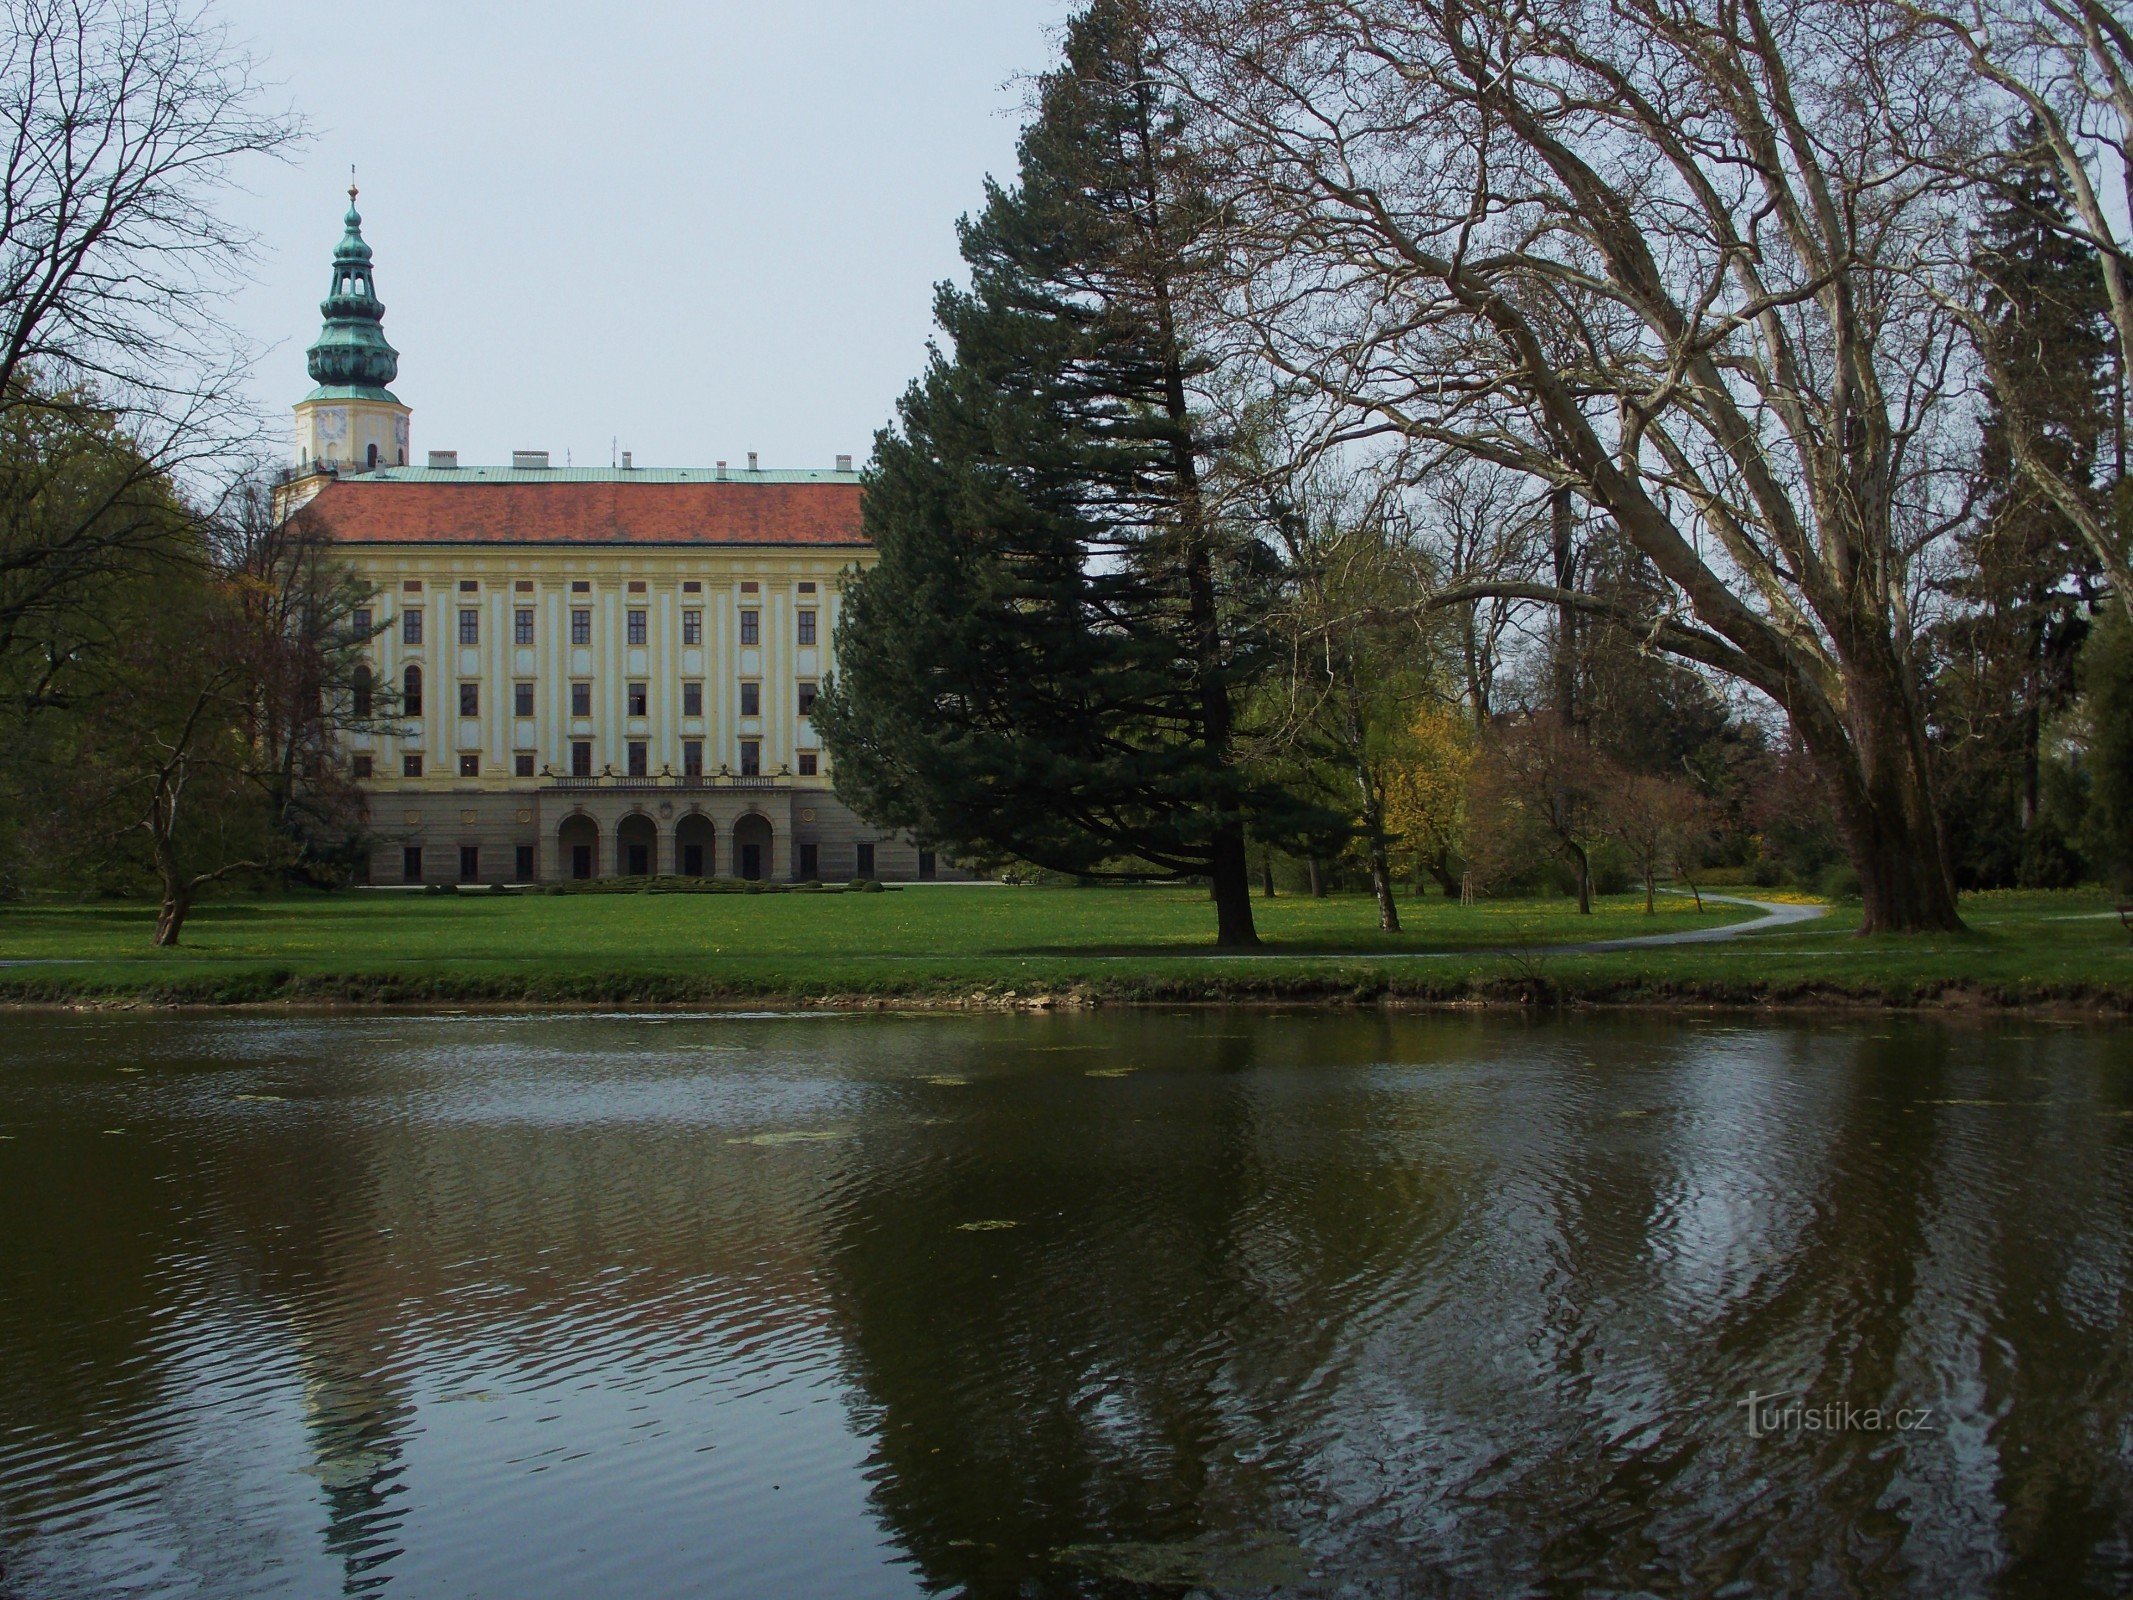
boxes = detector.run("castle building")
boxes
[290,190,952,885]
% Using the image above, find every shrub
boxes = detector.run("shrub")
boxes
[1818,862,1861,902]
[849,877,884,893]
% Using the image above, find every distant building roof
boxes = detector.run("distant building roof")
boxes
[300,468,867,548]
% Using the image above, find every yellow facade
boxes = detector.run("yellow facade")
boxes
[343,544,856,791]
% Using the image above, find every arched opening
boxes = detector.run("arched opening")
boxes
[367,442,379,470]
[558,814,598,881]
[352,663,372,719]
[402,664,422,717]
[675,813,714,878]
[732,812,771,882]
[617,812,657,878]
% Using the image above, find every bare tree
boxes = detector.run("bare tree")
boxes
[0,0,299,691]
[1470,712,1603,912]
[1896,0,2133,615]
[1159,0,1983,931]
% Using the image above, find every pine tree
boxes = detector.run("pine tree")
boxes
[1931,121,2112,885]
[814,0,1312,945]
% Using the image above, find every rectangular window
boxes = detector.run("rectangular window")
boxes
[514,752,535,778]
[403,752,424,778]
[683,580,702,594]
[515,844,536,880]
[918,850,937,881]
[740,681,760,717]
[514,681,534,718]
[627,741,647,777]
[514,607,535,645]
[571,682,592,717]
[797,750,818,777]
[353,607,372,635]
[459,682,479,717]
[797,608,817,646]
[682,609,702,645]
[798,841,819,880]
[459,608,479,645]
[796,682,818,718]
[515,580,534,594]
[627,609,647,646]
[855,841,874,879]
[458,752,480,778]
[683,739,703,776]
[571,580,590,593]
[627,682,648,717]
[739,608,760,646]
[571,608,591,645]
[739,739,761,777]
[798,581,817,594]
[460,845,480,882]
[403,846,423,884]
[571,740,592,777]
[459,580,479,593]
[403,609,424,645]
[352,753,374,779]
[683,681,702,717]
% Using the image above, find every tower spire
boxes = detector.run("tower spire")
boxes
[292,185,409,476]
[306,182,398,392]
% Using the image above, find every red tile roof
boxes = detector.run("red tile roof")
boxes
[301,477,868,548]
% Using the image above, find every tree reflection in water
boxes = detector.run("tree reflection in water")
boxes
[0,1012,2128,1598]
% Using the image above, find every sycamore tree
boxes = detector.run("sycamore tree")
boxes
[1159,0,1988,932]
[816,0,1325,946]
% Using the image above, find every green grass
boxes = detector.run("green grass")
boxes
[0,884,2125,1011]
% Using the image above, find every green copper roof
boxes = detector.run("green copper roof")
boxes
[306,186,400,391]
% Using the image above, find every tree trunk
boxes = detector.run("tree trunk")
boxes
[1261,853,1276,897]
[1806,668,1965,934]
[1644,869,1655,915]
[154,885,191,947]
[1306,858,1325,898]
[1210,822,1259,948]
[1425,849,1461,898]
[1568,842,1592,914]
[1369,839,1400,931]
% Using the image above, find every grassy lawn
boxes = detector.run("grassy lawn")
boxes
[0,884,2124,1009]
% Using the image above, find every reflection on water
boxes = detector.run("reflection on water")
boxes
[1,1011,2129,1597]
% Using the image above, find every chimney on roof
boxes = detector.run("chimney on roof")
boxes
[427,450,459,469]
[512,450,550,470]
[621,451,633,469]
[835,453,852,472]
[747,451,759,472]
[716,460,727,480]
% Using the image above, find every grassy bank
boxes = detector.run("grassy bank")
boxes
[0,885,2126,1011]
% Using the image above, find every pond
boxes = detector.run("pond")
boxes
[1,1010,2128,1598]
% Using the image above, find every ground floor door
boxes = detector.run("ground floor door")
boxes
[739,843,762,881]
[571,845,592,880]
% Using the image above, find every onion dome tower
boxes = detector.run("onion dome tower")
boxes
[293,183,410,475]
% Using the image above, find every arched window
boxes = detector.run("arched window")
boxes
[367,442,379,470]
[402,664,423,718]
[352,664,372,718]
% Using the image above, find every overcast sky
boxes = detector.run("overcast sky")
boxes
[212,0,1069,472]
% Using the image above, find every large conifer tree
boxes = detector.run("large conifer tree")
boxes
[815,0,1303,946]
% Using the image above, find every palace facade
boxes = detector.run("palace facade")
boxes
[287,190,954,885]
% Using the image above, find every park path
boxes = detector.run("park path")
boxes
[1562,892,1826,953]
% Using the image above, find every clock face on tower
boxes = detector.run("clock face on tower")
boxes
[317,408,348,447]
